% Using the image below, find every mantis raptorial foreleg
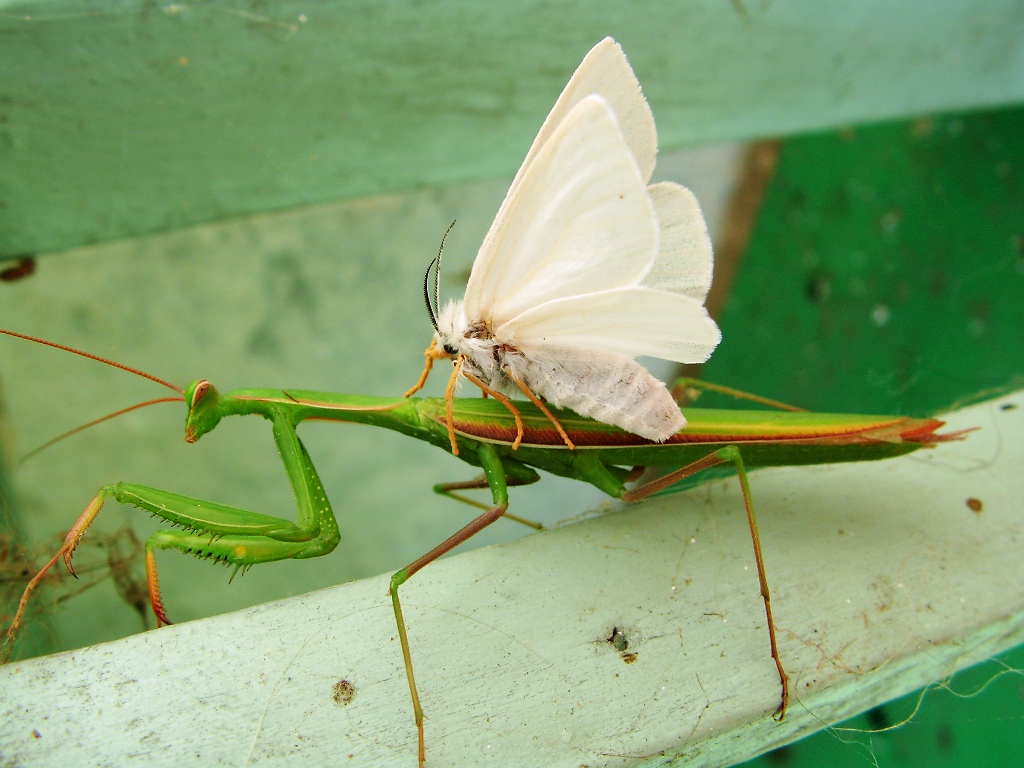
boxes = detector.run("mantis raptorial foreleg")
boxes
[6,407,341,641]
[622,445,789,720]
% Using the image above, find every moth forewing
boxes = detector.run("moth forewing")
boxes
[501,37,657,212]
[462,95,657,323]
[505,287,721,367]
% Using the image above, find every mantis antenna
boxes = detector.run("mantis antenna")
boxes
[0,329,186,461]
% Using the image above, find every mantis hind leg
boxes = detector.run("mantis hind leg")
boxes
[670,376,806,412]
[622,446,789,720]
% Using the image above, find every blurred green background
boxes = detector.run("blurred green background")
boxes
[1,1,1022,765]
[709,108,1024,767]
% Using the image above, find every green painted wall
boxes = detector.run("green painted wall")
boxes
[2,0,1023,258]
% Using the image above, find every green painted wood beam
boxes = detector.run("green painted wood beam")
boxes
[2,0,1023,258]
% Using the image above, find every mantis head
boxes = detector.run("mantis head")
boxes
[184,379,223,443]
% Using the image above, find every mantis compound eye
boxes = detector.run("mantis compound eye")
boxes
[191,380,210,409]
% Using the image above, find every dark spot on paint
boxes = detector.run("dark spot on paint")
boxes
[332,679,355,706]
[805,269,832,303]
[0,255,35,282]
[1000,402,1017,411]
[865,705,890,730]
[966,498,983,513]
[606,627,639,663]
[607,627,628,652]
[766,745,793,765]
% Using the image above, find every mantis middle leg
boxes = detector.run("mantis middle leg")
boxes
[390,443,531,768]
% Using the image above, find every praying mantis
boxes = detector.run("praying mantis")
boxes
[0,327,965,768]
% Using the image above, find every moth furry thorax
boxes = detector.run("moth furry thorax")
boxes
[435,299,507,388]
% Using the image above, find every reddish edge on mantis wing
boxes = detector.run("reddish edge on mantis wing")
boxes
[438,399,961,449]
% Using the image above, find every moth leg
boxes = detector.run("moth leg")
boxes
[404,337,448,398]
[435,474,543,529]
[509,374,575,450]
[622,446,788,720]
[462,370,525,450]
[442,356,464,455]
[670,377,805,412]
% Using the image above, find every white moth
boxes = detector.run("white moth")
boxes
[414,37,721,445]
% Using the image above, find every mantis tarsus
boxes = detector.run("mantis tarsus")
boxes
[0,327,965,767]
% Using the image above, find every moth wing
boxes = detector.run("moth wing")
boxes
[642,182,715,302]
[464,95,657,325]
[516,37,656,186]
[500,286,721,364]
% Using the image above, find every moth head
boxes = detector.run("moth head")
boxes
[435,300,466,356]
